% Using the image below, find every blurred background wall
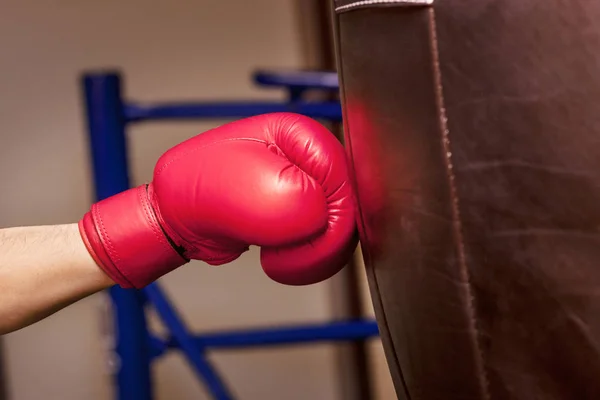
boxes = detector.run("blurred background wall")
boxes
[0,1,394,399]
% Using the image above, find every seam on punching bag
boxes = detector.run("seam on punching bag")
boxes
[335,0,433,13]
[333,10,413,400]
[427,8,492,400]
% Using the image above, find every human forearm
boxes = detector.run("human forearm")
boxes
[0,224,114,334]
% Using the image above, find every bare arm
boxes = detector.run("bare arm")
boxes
[0,224,115,335]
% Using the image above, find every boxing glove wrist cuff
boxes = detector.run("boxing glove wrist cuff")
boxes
[78,185,188,289]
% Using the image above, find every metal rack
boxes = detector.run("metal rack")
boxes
[80,69,379,400]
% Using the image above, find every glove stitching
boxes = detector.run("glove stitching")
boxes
[138,186,173,261]
[87,207,134,288]
[93,203,129,282]
[93,204,120,265]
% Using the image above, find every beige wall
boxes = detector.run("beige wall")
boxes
[0,1,336,399]
[0,1,395,399]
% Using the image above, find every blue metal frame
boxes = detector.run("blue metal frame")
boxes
[81,69,378,400]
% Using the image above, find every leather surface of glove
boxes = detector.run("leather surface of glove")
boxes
[79,113,358,288]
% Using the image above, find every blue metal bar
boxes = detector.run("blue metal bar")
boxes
[253,70,339,91]
[82,72,154,400]
[148,335,168,360]
[143,284,234,400]
[124,101,342,123]
[162,320,379,351]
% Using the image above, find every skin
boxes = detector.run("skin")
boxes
[0,224,114,335]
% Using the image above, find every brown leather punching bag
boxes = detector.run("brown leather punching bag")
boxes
[331,1,600,399]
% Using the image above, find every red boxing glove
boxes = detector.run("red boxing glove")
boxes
[79,113,358,288]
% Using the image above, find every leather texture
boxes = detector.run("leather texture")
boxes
[80,112,358,288]
[79,185,188,288]
[332,1,600,399]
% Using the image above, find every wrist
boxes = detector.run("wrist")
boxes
[79,185,188,289]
